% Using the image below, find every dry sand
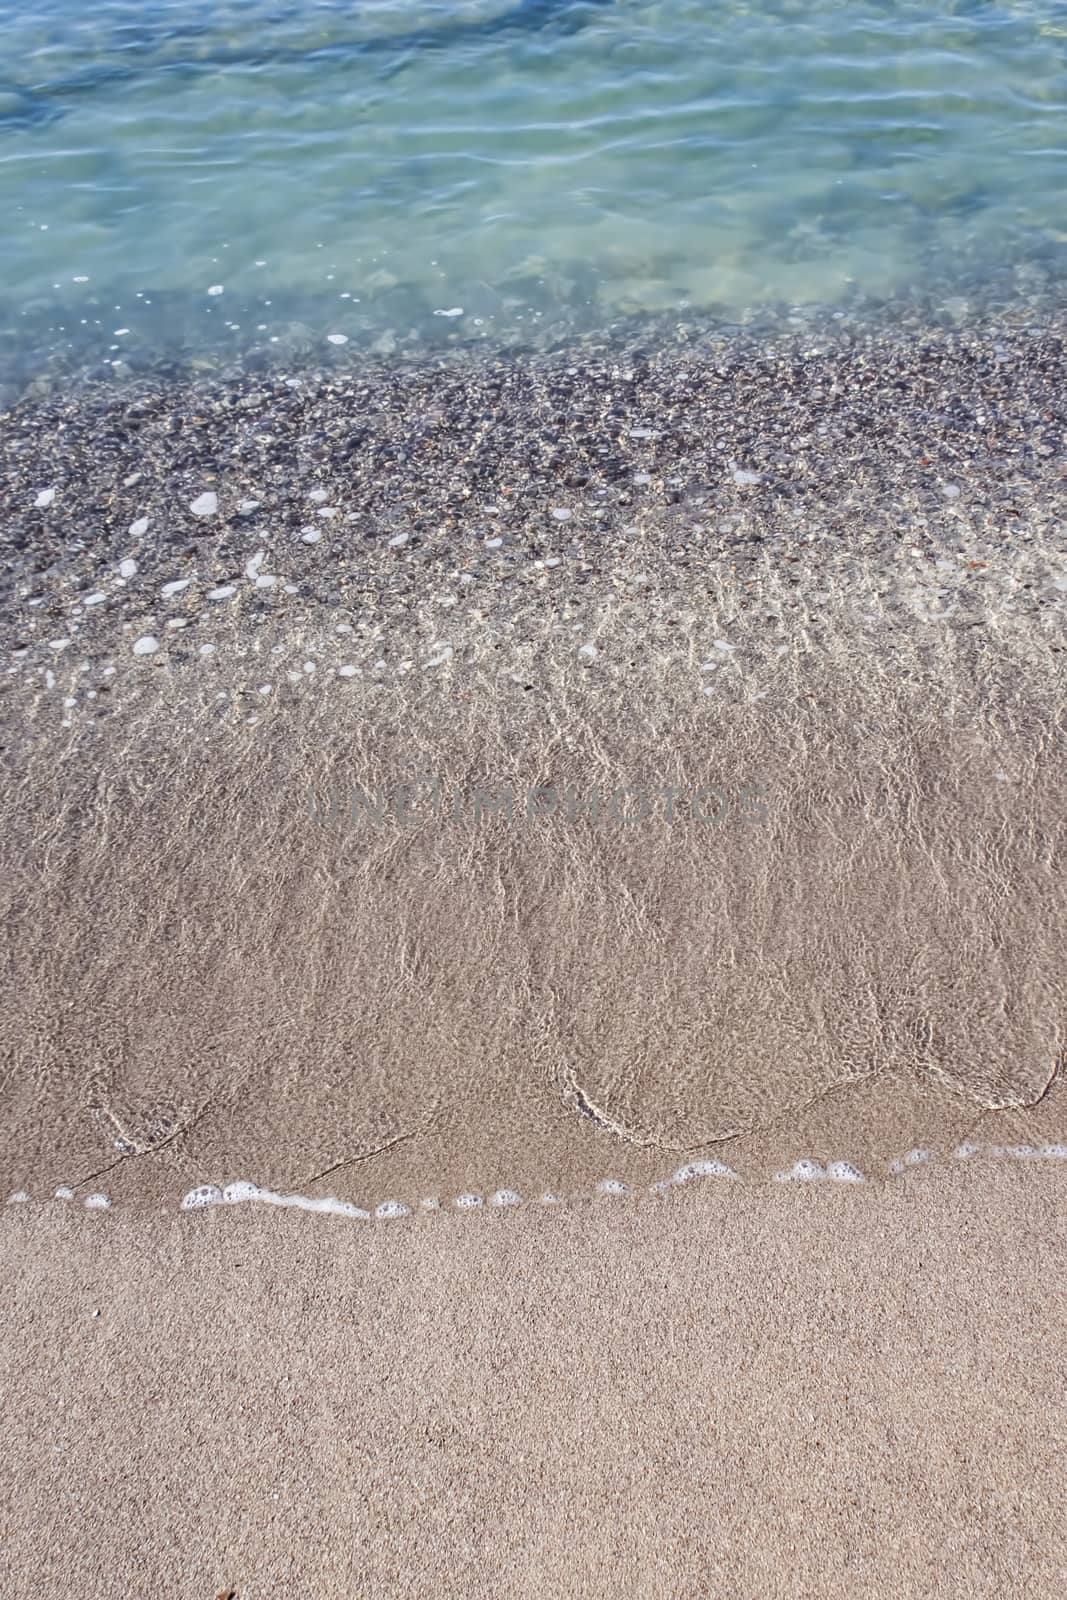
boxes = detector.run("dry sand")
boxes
[3,1163,1066,1599]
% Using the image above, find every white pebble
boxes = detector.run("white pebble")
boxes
[550,507,572,522]
[129,516,149,538]
[189,491,218,518]
[83,591,107,606]
[207,585,236,600]
[119,557,138,579]
[308,488,329,503]
[732,467,762,486]
[161,578,191,598]
[337,665,358,677]
[34,487,56,508]
[300,527,321,544]
[132,635,159,656]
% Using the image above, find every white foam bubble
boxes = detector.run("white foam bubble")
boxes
[889,1147,934,1174]
[826,1161,866,1183]
[375,1200,410,1219]
[222,1181,262,1204]
[672,1159,737,1183]
[489,1189,522,1207]
[775,1159,824,1182]
[7,1190,30,1205]
[596,1179,629,1196]
[455,1193,484,1209]
[54,1186,75,1201]
[181,1184,223,1211]
[84,1193,111,1210]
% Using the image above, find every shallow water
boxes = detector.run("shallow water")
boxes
[1,0,1066,376]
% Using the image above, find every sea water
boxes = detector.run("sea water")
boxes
[0,0,1065,381]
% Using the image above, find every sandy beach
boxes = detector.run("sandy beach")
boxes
[3,1163,1066,1598]
[1,311,1065,1594]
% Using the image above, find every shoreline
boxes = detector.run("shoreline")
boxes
[2,311,1065,1211]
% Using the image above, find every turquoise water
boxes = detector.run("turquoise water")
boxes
[1,0,1066,371]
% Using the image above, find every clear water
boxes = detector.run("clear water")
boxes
[1,0,1066,371]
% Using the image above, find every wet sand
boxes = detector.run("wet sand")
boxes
[1,317,1065,1207]
[3,1162,1066,1598]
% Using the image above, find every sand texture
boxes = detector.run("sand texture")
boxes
[3,1164,1066,1599]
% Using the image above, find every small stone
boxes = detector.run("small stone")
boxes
[119,558,138,579]
[189,492,219,518]
[132,635,159,656]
